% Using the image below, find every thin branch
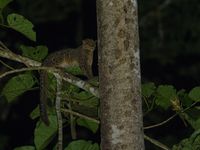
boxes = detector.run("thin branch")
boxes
[0,67,57,79]
[144,102,197,130]
[0,41,10,50]
[61,108,100,124]
[55,74,63,150]
[144,113,177,130]
[0,48,40,67]
[0,59,14,70]
[67,99,77,140]
[144,134,170,150]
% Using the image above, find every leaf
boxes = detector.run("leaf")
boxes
[1,73,36,102]
[73,91,99,107]
[63,83,80,95]
[7,13,36,41]
[172,130,200,150]
[177,89,193,107]
[65,66,84,76]
[142,82,156,98]
[0,0,12,10]
[14,146,35,150]
[155,85,176,109]
[186,115,200,130]
[30,106,40,120]
[189,87,200,102]
[34,115,57,150]
[64,140,100,150]
[77,118,99,133]
[20,45,48,62]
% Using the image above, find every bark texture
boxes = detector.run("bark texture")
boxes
[96,0,145,149]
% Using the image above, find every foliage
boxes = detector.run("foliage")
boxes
[0,0,12,11]
[34,115,58,150]
[7,13,36,41]
[0,0,200,150]
[0,0,99,149]
[172,130,200,150]
[14,146,35,150]
[1,73,36,102]
[188,87,200,102]
[64,140,99,150]
[20,45,48,62]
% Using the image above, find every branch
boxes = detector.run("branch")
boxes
[61,108,100,124]
[0,67,56,79]
[0,46,99,97]
[144,113,177,130]
[55,74,63,150]
[58,70,99,97]
[0,45,40,67]
[66,98,77,139]
[144,102,197,130]
[0,59,14,70]
[144,134,170,150]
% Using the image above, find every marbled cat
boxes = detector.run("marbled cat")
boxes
[40,39,96,125]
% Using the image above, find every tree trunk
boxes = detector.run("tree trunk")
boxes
[96,0,145,149]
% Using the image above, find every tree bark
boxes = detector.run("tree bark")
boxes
[96,0,145,149]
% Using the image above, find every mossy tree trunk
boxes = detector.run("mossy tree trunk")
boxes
[96,0,145,149]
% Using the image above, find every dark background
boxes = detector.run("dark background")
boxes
[0,0,199,149]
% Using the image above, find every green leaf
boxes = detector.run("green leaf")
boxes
[177,89,193,107]
[1,73,36,102]
[64,140,100,150]
[73,91,93,100]
[63,83,80,95]
[73,91,99,107]
[186,115,200,130]
[155,85,176,109]
[0,0,12,10]
[30,106,40,120]
[7,13,36,41]
[65,66,84,76]
[34,115,57,150]
[77,118,99,133]
[20,45,48,62]
[142,82,156,98]
[14,146,35,150]
[189,87,200,102]
[172,130,200,150]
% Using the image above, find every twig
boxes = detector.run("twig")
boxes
[0,41,9,50]
[0,67,57,79]
[55,74,63,150]
[144,134,170,150]
[144,113,177,130]
[0,59,14,70]
[67,99,77,139]
[61,108,100,124]
[144,102,197,129]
